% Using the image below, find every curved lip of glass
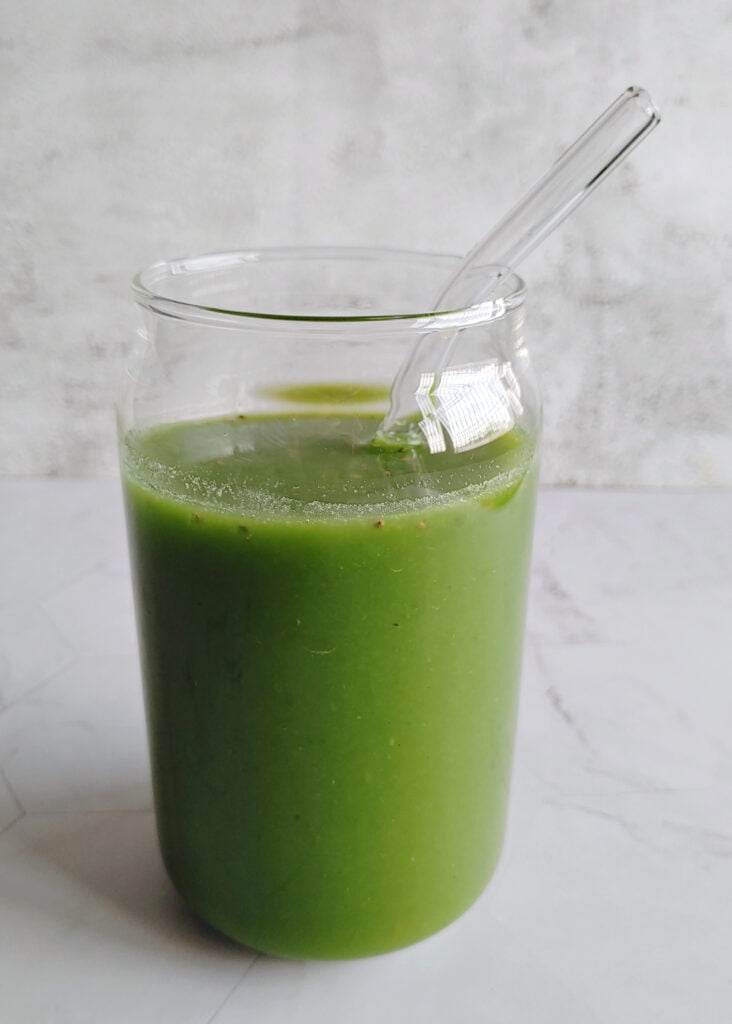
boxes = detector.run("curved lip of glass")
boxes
[131,247,526,332]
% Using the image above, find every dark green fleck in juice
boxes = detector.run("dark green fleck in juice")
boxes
[121,412,537,958]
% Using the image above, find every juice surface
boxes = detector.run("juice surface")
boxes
[121,412,538,958]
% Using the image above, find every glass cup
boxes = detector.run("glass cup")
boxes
[118,248,540,959]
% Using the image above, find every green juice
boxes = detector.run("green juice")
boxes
[121,411,537,958]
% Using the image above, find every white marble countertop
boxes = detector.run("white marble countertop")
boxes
[1,481,730,1023]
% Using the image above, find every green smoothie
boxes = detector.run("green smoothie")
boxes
[121,411,537,958]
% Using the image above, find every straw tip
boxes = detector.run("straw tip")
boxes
[626,85,661,123]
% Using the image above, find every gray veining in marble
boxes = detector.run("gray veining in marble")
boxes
[1,1,731,485]
[0,480,731,1022]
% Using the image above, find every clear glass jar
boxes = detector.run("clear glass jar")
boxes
[118,248,540,959]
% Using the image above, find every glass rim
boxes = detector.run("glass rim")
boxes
[131,247,526,333]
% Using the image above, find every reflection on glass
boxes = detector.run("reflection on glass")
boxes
[416,361,523,453]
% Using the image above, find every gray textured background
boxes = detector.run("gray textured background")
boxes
[2,0,730,485]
